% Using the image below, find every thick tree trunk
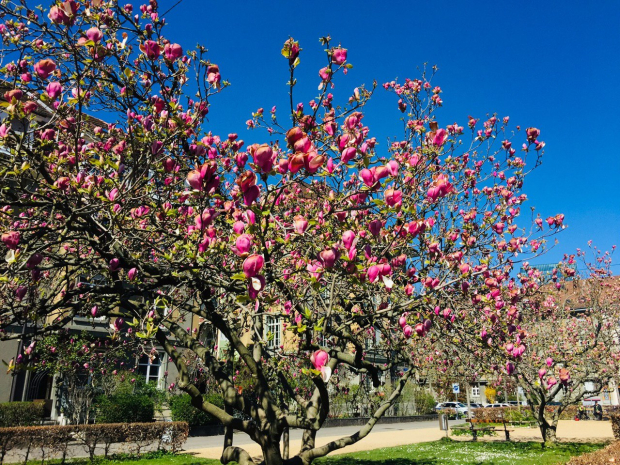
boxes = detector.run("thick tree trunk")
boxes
[540,421,558,445]
[262,443,284,465]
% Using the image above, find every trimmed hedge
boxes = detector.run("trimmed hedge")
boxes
[0,421,189,464]
[567,441,620,464]
[472,407,535,424]
[169,393,224,426]
[0,402,45,427]
[95,394,155,424]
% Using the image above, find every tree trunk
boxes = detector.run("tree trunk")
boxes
[300,430,316,454]
[282,427,290,460]
[262,443,284,465]
[540,421,558,445]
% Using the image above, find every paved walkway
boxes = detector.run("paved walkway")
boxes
[185,419,615,459]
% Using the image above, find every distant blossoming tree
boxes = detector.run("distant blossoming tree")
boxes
[502,247,620,443]
[0,1,559,463]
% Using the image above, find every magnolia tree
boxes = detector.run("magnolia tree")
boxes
[496,248,620,443]
[0,1,561,463]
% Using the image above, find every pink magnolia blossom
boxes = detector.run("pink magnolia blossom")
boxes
[248,275,265,299]
[86,27,103,43]
[253,144,274,173]
[235,234,252,256]
[427,174,453,202]
[526,127,540,142]
[331,47,347,65]
[386,160,399,176]
[113,318,124,332]
[384,189,402,208]
[432,128,448,147]
[341,147,356,163]
[342,230,356,250]
[311,350,329,370]
[319,248,338,269]
[360,169,374,187]
[243,185,260,206]
[140,40,161,60]
[1,231,20,249]
[403,325,413,338]
[310,350,332,382]
[369,219,382,236]
[91,306,98,317]
[243,254,264,278]
[164,43,183,61]
[4,89,22,102]
[23,101,37,114]
[293,216,308,234]
[207,65,221,86]
[127,268,138,281]
[34,59,56,79]
[15,286,27,301]
[26,253,43,269]
[318,67,331,82]
[109,258,120,272]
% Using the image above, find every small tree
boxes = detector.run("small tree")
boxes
[485,386,497,404]
[0,2,560,463]
[506,247,620,443]
[32,331,128,424]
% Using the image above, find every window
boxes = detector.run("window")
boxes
[472,386,480,397]
[264,316,282,349]
[138,353,164,386]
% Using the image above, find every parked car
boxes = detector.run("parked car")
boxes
[468,403,484,409]
[506,401,526,407]
[435,402,469,417]
[485,403,511,408]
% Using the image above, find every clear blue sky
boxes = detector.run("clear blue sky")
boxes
[164,0,620,269]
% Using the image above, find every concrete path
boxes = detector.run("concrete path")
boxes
[185,419,615,460]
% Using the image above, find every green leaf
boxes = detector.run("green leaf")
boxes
[231,272,247,281]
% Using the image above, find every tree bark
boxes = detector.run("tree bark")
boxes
[262,443,284,465]
[282,427,290,460]
[221,446,256,465]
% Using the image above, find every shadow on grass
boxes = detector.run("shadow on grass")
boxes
[319,460,439,465]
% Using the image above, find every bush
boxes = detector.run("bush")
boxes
[95,394,154,424]
[414,392,437,415]
[169,393,223,426]
[0,422,189,463]
[567,441,620,464]
[0,401,45,427]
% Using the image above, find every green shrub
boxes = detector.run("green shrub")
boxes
[416,392,437,414]
[0,401,45,427]
[95,394,154,424]
[169,394,224,426]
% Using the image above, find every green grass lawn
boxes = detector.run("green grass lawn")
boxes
[18,451,220,465]
[17,441,606,465]
[314,439,605,465]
